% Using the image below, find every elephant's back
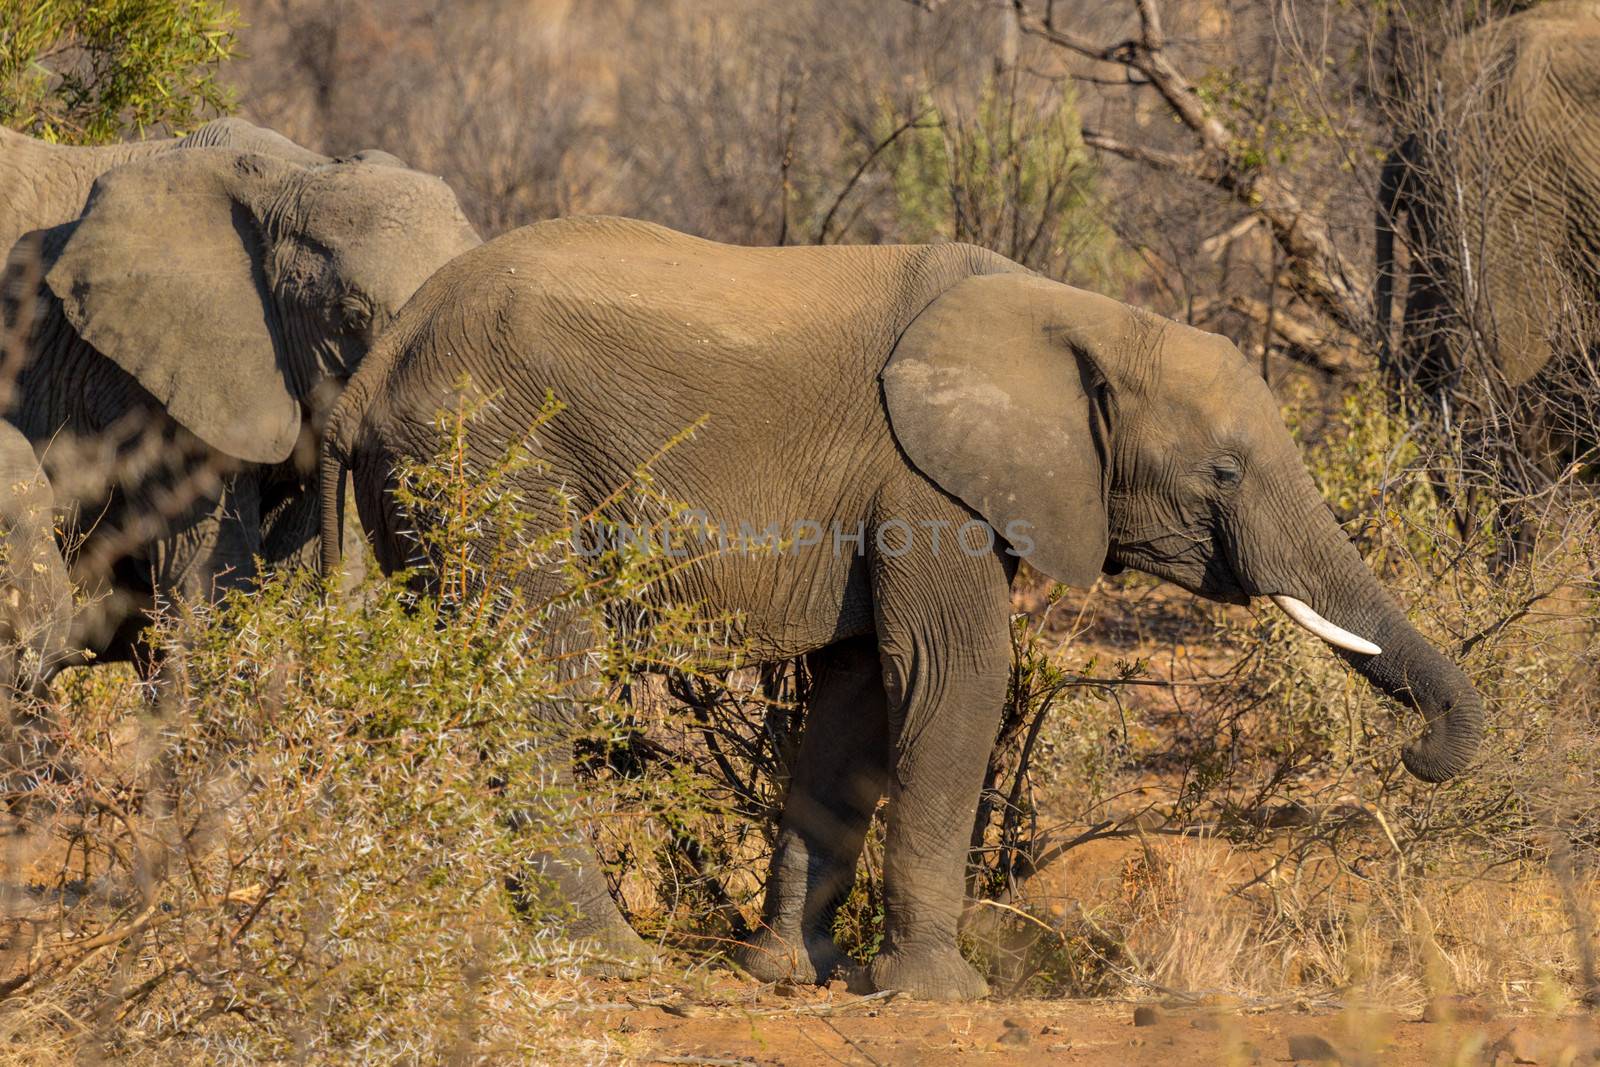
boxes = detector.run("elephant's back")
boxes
[0,132,171,259]
[417,214,1017,401]
[1444,2,1600,113]
[358,215,1023,486]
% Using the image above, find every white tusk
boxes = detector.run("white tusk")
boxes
[1270,595,1382,656]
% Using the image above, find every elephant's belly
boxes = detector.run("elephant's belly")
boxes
[641,537,877,662]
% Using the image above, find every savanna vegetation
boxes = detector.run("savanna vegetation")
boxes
[0,0,1596,1062]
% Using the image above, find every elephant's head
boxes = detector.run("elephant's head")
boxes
[884,273,1483,783]
[41,147,481,466]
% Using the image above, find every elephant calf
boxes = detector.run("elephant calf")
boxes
[322,216,1485,1001]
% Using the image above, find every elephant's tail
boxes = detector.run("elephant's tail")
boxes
[319,387,361,584]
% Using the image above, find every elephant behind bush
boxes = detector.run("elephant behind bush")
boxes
[0,422,70,693]
[323,215,1484,1000]
[2,138,480,667]
[1377,0,1600,542]
[0,117,335,262]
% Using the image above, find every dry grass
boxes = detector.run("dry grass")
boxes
[4,2,1600,1058]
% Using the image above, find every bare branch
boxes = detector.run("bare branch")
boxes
[1195,294,1360,376]
[1134,0,1165,49]
[814,108,939,245]
[1001,0,1372,341]
[1081,128,1209,180]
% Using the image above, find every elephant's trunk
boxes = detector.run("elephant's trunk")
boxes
[1267,520,1482,783]
[1241,454,1483,784]
[319,378,367,582]
[1352,602,1484,783]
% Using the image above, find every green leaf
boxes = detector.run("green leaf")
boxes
[1,0,238,144]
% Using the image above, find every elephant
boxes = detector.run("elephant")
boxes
[1,143,480,667]
[0,421,73,804]
[0,422,71,695]
[321,215,1485,1001]
[1376,1,1600,547]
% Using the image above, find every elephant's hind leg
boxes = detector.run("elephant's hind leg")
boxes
[737,637,888,985]
[506,600,654,976]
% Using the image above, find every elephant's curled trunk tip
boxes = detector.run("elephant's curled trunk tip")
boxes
[1400,688,1484,783]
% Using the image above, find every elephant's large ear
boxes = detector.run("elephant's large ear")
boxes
[882,272,1116,587]
[44,149,302,464]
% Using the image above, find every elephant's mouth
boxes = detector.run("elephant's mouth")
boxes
[1103,538,1253,606]
[1194,541,1251,606]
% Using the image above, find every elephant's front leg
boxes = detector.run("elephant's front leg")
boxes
[867,537,1013,1001]
[738,636,888,984]
[148,469,263,610]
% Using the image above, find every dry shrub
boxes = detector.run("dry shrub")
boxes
[970,376,1600,1008]
[1083,835,1600,1013]
[0,400,760,1063]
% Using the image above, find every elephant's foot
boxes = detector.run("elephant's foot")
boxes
[735,926,848,985]
[868,941,988,1001]
[569,919,656,978]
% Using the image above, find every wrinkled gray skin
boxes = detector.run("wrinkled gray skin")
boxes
[0,117,334,261]
[2,135,479,665]
[324,216,1484,1001]
[0,423,71,695]
[1377,2,1600,499]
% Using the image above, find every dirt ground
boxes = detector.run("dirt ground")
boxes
[568,971,1599,1065]
[563,577,1597,1065]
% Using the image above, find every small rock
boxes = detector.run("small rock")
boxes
[1047,1043,1073,1053]
[825,978,848,994]
[1040,1024,1068,1036]
[774,980,805,998]
[1421,994,1492,1023]
[1489,1027,1543,1066]
[1133,1004,1164,1027]
[1287,1033,1343,1063]
[997,1024,1032,1048]
[656,1002,703,1018]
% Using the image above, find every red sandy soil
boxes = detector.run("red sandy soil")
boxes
[566,971,1598,1065]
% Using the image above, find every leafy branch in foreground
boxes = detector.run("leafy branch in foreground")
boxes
[1,0,237,143]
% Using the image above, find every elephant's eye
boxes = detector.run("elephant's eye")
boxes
[1209,454,1244,487]
[338,294,373,336]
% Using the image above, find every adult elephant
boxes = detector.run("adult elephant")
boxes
[323,216,1485,1001]
[3,145,480,665]
[0,423,71,695]
[1376,1,1600,544]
